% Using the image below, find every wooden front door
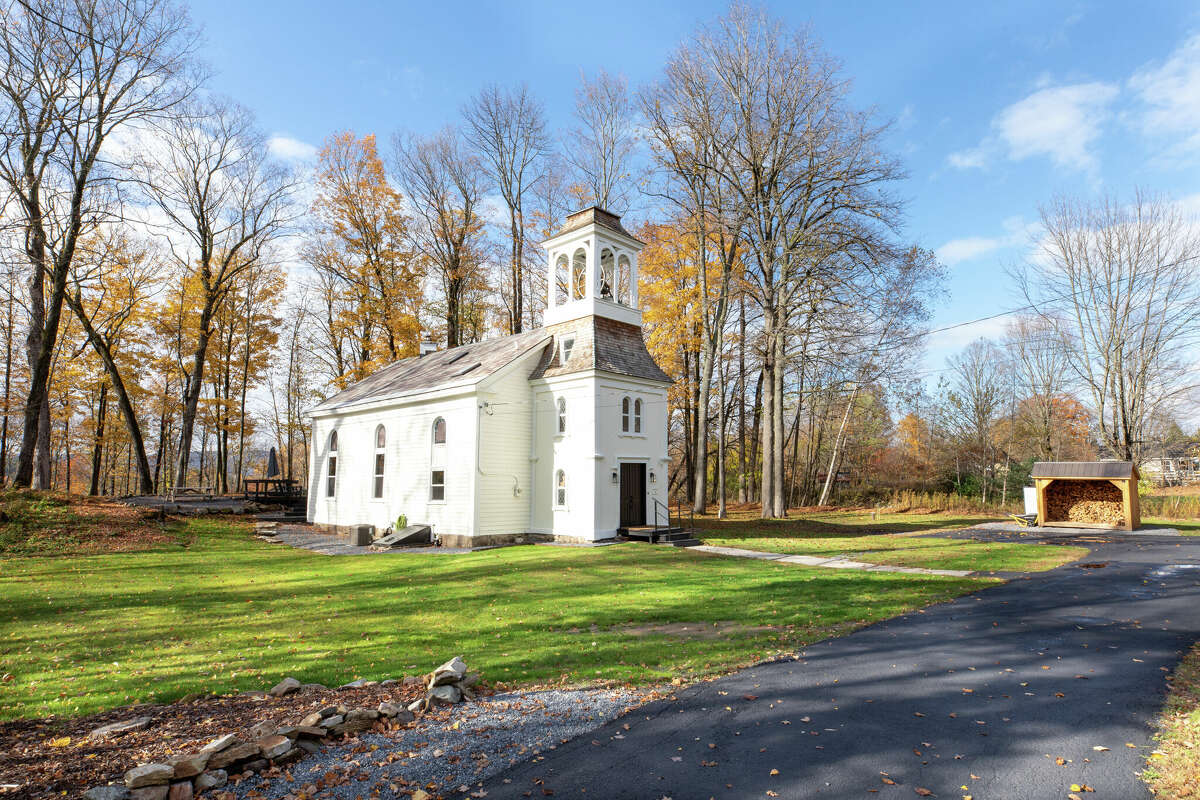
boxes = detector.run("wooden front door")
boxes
[620,463,646,528]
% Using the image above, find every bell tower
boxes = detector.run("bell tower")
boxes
[541,207,643,328]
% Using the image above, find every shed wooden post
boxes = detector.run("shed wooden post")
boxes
[1035,478,1051,527]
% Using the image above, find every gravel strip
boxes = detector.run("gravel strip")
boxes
[224,688,652,799]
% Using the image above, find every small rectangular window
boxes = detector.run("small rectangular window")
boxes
[373,453,385,499]
[560,336,575,363]
[431,469,445,501]
[326,456,337,497]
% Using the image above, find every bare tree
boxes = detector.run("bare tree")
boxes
[393,127,489,349]
[661,6,906,517]
[1004,315,1072,460]
[0,0,196,488]
[462,84,551,334]
[139,96,296,488]
[642,27,753,514]
[1019,191,1200,461]
[941,339,1009,502]
[567,70,637,213]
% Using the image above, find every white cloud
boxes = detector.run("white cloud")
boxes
[268,134,317,162]
[937,216,1038,267]
[1129,33,1200,158]
[946,147,987,170]
[996,82,1117,170]
[947,82,1118,172]
[937,236,1002,266]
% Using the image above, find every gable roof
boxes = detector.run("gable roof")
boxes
[308,329,551,415]
[1030,461,1139,480]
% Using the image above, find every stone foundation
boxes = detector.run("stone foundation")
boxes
[308,524,611,550]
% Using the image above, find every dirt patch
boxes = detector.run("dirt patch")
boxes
[569,621,786,640]
[0,681,432,798]
[0,491,189,556]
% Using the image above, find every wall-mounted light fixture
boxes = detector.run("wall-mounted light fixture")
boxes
[611,469,619,484]
[649,470,657,484]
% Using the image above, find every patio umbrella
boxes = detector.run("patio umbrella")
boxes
[266,446,281,478]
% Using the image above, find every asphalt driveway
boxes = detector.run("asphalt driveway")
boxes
[477,530,1200,799]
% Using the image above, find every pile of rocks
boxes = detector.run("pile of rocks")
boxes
[84,657,477,800]
[407,656,480,713]
[253,520,280,542]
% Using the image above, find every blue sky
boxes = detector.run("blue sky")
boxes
[189,0,1200,372]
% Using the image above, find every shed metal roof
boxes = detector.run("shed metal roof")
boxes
[1030,461,1139,479]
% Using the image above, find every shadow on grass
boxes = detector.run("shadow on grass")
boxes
[0,517,991,720]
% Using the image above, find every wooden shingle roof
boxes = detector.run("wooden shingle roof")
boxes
[528,316,671,384]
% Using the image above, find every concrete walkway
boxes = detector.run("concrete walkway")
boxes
[689,543,975,576]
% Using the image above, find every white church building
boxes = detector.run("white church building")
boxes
[304,207,672,547]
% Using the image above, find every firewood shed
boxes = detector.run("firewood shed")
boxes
[1030,461,1141,531]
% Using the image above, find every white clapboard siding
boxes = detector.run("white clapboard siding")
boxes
[473,349,543,536]
[309,393,478,537]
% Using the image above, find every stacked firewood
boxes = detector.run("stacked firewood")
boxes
[1044,480,1124,526]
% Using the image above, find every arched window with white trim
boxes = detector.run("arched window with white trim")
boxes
[599,248,615,299]
[617,254,632,305]
[554,254,569,305]
[555,469,567,507]
[372,425,386,499]
[430,417,447,501]
[571,248,587,300]
[634,398,643,433]
[326,430,338,497]
[621,396,630,433]
[557,397,567,434]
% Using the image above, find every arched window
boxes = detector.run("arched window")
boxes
[599,248,615,299]
[326,430,338,497]
[621,396,630,433]
[571,248,587,300]
[430,417,446,501]
[617,255,632,305]
[372,425,386,499]
[557,397,567,434]
[554,254,569,306]
[555,469,567,507]
[634,398,643,433]
[432,417,446,445]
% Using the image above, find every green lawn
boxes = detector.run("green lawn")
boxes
[0,511,1000,722]
[1146,517,1200,535]
[695,510,1089,572]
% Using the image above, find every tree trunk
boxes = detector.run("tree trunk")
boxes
[716,344,728,519]
[760,316,775,519]
[693,330,715,515]
[818,385,858,506]
[0,287,12,485]
[770,328,786,517]
[736,295,747,504]
[73,305,156,493]
[89,383,108,496]
[175,321,215,488]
